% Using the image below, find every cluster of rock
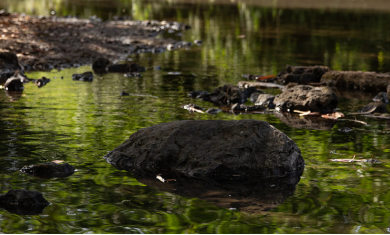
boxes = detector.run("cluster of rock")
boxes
[71,58,146,82]
[188,83,339,115]
[0,160,75,215]
[277,65,331,85]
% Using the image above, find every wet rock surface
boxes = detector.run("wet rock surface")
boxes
[0,13,192,71]
[72,71,94,81]
[0,189,50,215]
[104,119,305,180]
[92,58,145,74]
[3,71,28,91]
[189,85,260,106]
[277,65,331,85]
[321,71,390,91]
[32,76,50,87]
[20,162,75,179]
[254,94,275,108]
[273,85,338,113]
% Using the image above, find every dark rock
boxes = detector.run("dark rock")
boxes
[205,108,221,114]
[31,59,53,71]
[255,94,275,108]
[32,76,50,88]
[339,127,353,133]
[242,87,260,102]
[194,39,203,45]
[104,120,304,180]
[387,85,390,103]
[92,57,110,73]
[72,71,93,81]
[273,85,338,113]
[277,65,331,85]
[124,72,142,78]
[231,103,268,113]
[0,52,23,80]
[274,112,337,130]
[4,71,28,91]
[249,92,261,103]
[373,91,388,103]
[359,101,387,113]
[198,85,250,106]
[0,189,50,215]
[188,90,210,99]
[20,162,75,179]
[108,63,145,73]
[321,71,390,91]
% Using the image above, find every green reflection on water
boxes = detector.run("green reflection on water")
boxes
[1,0,390,234]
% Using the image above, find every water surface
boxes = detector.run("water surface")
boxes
[1,0,390,233]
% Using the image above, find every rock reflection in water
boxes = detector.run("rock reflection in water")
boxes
[0,189,50,215]
[136,172,301,214]
[4,90,23,102]
[275,112,337,130]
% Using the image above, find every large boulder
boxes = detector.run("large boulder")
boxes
[273,85,338,113]
[104,119,304,180]
[0,189,50,215]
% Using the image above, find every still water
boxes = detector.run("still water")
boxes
[1,0,390,233]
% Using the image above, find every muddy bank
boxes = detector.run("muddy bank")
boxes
[0,13,192,71]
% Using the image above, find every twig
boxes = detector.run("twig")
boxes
[338,118,367,126]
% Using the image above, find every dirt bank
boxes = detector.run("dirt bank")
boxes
[0,12,192,71]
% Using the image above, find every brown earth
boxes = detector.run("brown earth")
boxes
[0,13,192,71]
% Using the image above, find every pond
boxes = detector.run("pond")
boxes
[1,0,390,233]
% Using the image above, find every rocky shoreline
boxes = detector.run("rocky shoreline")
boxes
[0,13,192,71]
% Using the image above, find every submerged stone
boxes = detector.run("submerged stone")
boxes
[72,71,93,82]
[20,162,75,179]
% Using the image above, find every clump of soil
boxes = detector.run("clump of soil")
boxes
[0,13,192,71]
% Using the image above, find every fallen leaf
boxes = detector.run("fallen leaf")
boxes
[321,112,344,120]
[256,75,276,80]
